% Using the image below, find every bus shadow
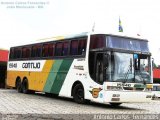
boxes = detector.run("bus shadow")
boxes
[33,92,144,111]
[88,102,143,111]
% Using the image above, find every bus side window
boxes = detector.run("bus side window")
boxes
[55,42,63,56]
[26,47,31,58]
[32,46,36,57]
[70,40,78,55]
[22,47,31,58]
[9,48,14,59]
[37,46,42,57]
[32,45,42,58]
[42,44,49,57]
[22,48,27,58]
[78,39,86,55]
[90,35,105,49]
[48,44,55,57]
[13,49,16,59]
[14,48,21,59]
[63,42,69,56]
[42,43,55,57]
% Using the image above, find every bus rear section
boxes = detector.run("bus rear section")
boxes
[6,34,88,97]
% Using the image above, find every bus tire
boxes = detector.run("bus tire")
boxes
[28,90,35,94]
[73,84,85,104]
[109,103,122,106]
[22,78,29,94]
[16,78,22,93]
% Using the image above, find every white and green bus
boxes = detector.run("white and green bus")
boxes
[7,32,153,106]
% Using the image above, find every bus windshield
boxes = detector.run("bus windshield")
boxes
[106,52,151,83]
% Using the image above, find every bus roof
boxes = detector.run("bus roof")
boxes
[11,32,148,48]
[36,32,148,42]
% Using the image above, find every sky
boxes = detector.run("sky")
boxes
[0,0,160,64]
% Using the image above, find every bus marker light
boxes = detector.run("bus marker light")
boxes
[146,84,153,89]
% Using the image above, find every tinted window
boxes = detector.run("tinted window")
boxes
[55,42,63,56]
[42,43,55,57]
[42,44,48,57]
[9,48,14,59]
[14,48,21,59]
[70,40,78,55]
[107,36,149,52]
[48,44,55,57]
[55,42,69,56]
[63,42,69,56]
[78,39,86,55]
[70,39,87,56]
[90,35,105,49]
[22,47,31,58]
[32,45,42,58]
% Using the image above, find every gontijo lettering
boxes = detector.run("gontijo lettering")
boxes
[22,62,40,69]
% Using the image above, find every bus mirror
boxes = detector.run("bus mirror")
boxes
[134,54,138,59]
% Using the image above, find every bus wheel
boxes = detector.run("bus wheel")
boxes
[16,78,22,93]
[109,103,122,106]
[73,84,85,104]
[22,79,29,94]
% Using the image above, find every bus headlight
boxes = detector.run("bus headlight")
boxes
[146,84,153,91]
[146,84,153,89]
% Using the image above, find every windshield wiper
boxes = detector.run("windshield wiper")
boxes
[123,65,131,83]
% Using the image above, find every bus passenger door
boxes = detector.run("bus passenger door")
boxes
[94,53,106,84]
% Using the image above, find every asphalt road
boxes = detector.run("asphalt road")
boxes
[0,89,159,120]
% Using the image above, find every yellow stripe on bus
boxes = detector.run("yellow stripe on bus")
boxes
[36,60,54,91]
[7,60,54,92]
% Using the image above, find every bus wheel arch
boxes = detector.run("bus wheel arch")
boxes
[15,77,22,93]
[22,77,29,94]
[71,81,86,104]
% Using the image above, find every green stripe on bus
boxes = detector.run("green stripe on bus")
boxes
[50,59,73,94]
[43,60,63,93]
[44,59,73,94]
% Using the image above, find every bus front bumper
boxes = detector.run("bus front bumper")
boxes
[103,91,153,103]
